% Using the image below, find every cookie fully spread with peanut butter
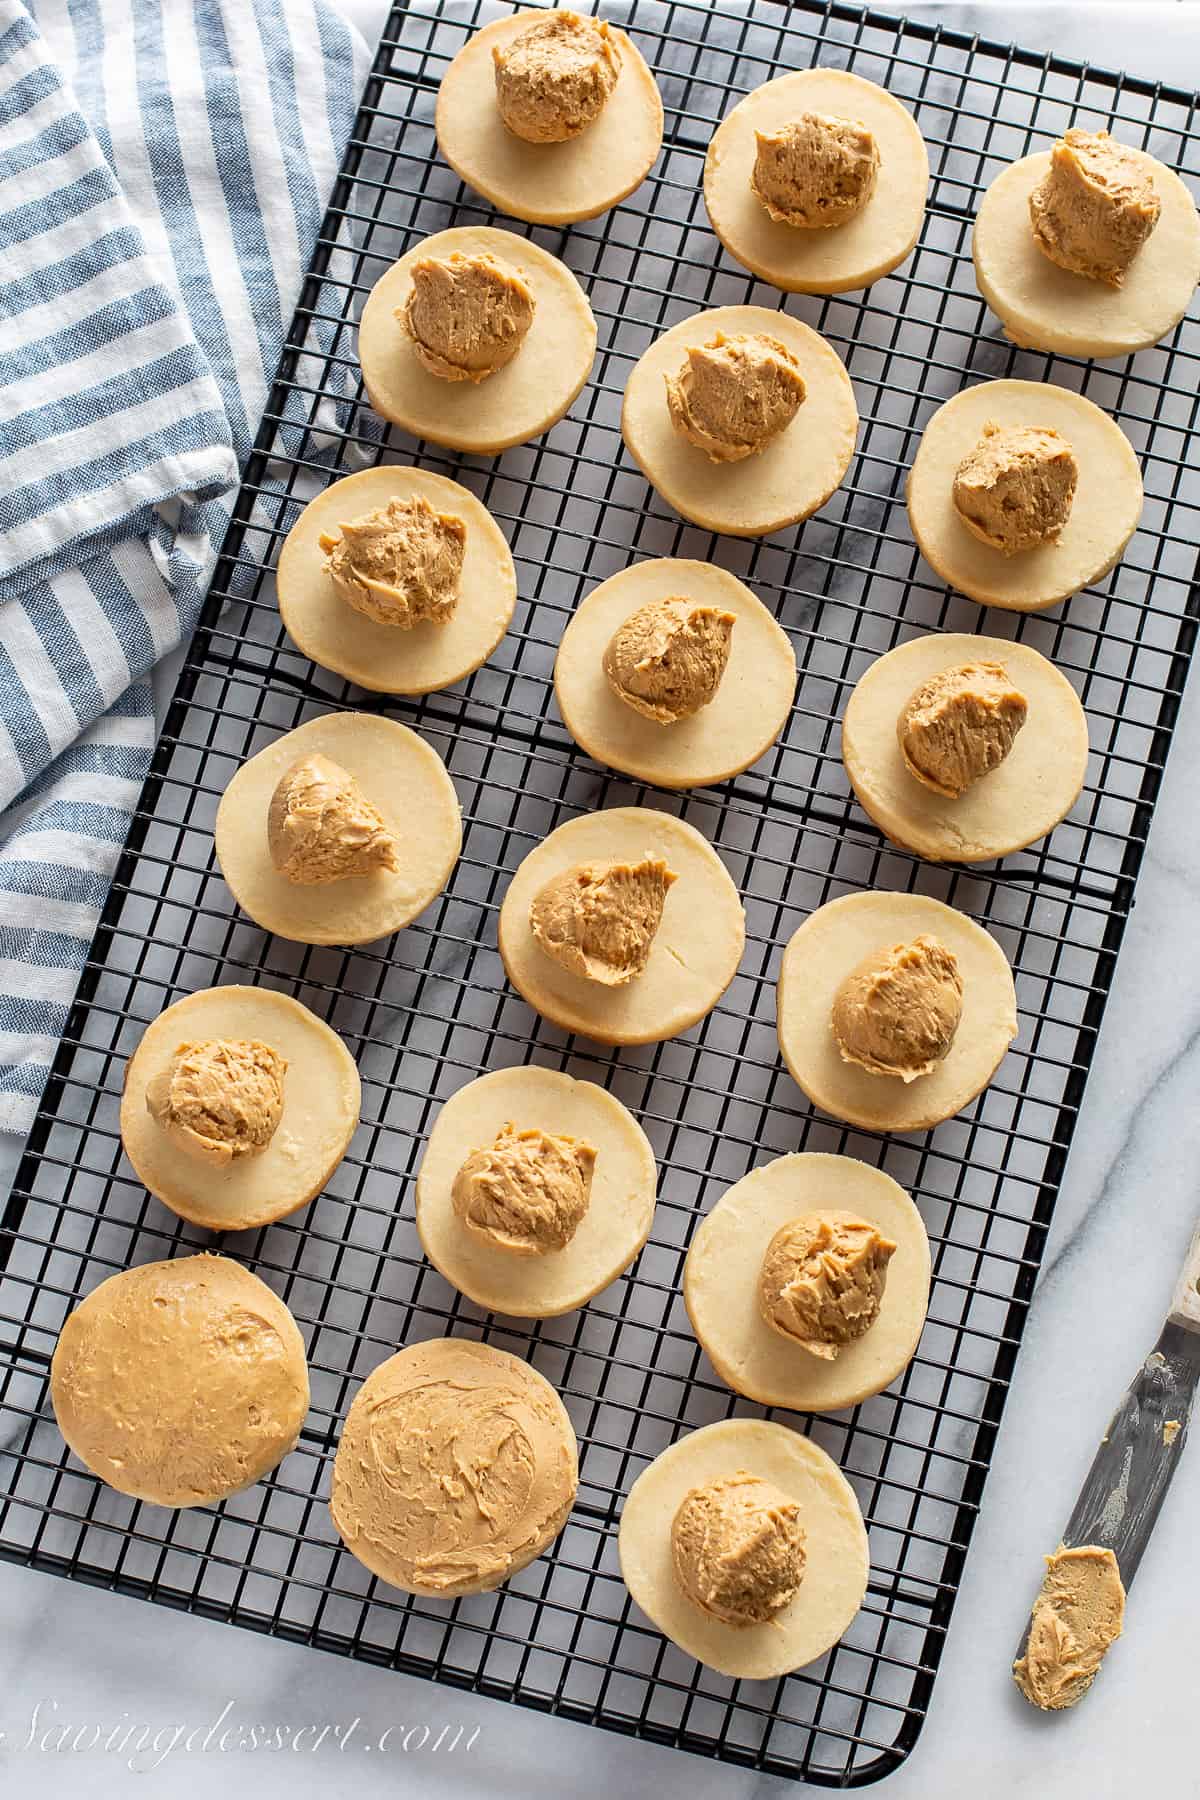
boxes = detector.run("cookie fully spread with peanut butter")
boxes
[330,1338,578,1598]
[52,1255,309,1508]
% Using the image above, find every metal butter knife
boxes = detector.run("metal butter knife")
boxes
[1014,1218,1200,1669]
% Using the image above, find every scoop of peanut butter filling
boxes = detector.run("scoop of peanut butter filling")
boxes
[602,597,736,724]
[952,422,1078,556]
[672,1470,807,1626]
[145,1038,286,1168]
[267,753,400,886]
[492,10,621,144]
[751,111,880,230]
[1013,1545,1126,1711]
[318,495,465,630]
[1029,129,1161,288]
[758,1210,897,1360]
[452,1122,597,1256]
[665,330,806,464]
[529,856,677,986]
[897,661,1029,800]
[400,251,535,383]
[832,934,963,1082]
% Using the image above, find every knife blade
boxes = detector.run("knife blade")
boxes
[1013,1217,1200,1673]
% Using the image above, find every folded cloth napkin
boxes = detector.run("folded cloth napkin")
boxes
[0,0,369,1133]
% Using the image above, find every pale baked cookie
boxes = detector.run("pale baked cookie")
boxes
[842,632,1090,862]
[330,1337,577,1597]
[51,1255,309,1506]
[435,9,663,225]
[705,69,928,294]
[554,557,797,788]
[415,1065,657,1317]
[777,891,1017,1133]
[498,807,745,1045]
[685,1153,930,1412]
[358,226,597,453]
[907,378,1142,612]
[974,131,1200,358]
[618,1418,869,1679]
[277,467,516,696]
[214,711,461,947]
[622,305,857,537]
[120,986,361,1230]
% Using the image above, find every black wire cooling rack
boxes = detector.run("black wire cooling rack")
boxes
[3,0,1200,1785]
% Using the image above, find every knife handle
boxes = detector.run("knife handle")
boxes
[1168,1222,1200,1332]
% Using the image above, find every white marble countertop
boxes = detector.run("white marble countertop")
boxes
[3,3,1200,1795]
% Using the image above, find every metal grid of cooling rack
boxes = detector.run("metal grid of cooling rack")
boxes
[2,0,1199,1785]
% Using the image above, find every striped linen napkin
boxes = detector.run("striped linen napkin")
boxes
[0,0,370,1133]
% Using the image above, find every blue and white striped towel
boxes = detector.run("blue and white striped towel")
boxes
[0,0,370,1133]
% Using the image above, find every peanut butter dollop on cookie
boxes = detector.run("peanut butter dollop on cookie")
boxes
[529,856,676,985]
[493,10,621,144]
[603,597,736,723]
[319,495,465,629]
[1029,129,1160,288]
[952,422,1078,556]
[758,1210,897,1360]
[452,1122,597,1256]
[145,1039,286,1167]
[752,112,880,229]
[665,330,806,464]
[267,753,399,885]
[832,934,963,1081]
[400,251,535,382]
[898,661,1029,800]
[1014,1544,1126,1711]
[672,1471,807,1626]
